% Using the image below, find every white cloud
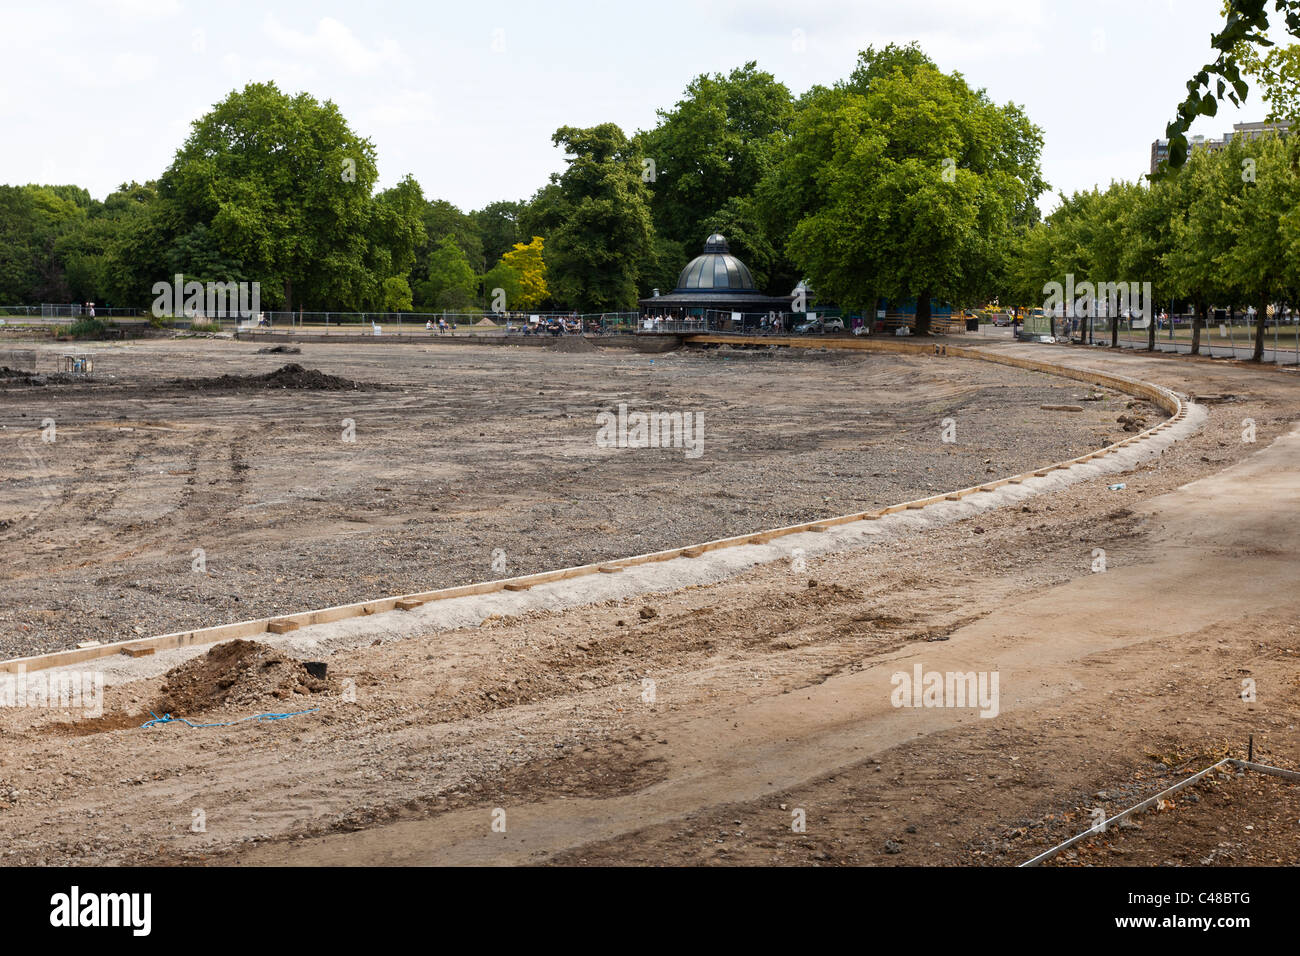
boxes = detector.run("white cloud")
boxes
[263,14,406,76]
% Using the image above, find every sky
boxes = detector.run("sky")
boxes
[0,0,1290,214]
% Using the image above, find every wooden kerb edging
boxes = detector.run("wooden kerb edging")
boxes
[0,337,1187,675]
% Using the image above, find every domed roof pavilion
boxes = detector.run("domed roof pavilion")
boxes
[639,234,794,317]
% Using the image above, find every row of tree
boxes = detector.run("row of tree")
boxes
[0,44,1051,327]
[1006,131,1300,360]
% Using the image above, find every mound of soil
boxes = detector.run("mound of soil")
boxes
[0,366,78,386]
[55,640,332,736]
[169,363,378,391]
[549,336,596,353]
[256,345,301,354]
[152,639,330,716]
[475,317,498,327]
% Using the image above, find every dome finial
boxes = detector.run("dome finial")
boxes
[704,233,729,253]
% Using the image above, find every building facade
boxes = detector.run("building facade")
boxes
[1150,120,1290,174]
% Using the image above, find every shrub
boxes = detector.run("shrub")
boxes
[69,317,108,339]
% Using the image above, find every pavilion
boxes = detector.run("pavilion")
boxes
[637,234,794,326]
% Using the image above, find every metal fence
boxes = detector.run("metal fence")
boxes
[0,305,149,319]
[1042,312,1300,367]
[227,310,641,333]
[637,309,968,336]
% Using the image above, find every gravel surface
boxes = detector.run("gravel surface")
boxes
[1,339,1147,657]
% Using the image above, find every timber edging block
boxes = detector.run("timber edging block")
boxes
[267,620,300,633]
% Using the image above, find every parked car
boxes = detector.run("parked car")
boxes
[794,317,844,333]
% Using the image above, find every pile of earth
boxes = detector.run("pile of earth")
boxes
[549,335,596,353]
[256,345,301,354]
[55,639,332,736]
[0,366,78,386]
[168,363,379,391]
[475,317,498,327]
[151,639,331,716]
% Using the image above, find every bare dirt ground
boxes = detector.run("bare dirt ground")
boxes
[1,338,1298,868]
[0,339,1119,655]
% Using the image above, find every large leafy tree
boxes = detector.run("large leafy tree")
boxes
[637,62,793,252]
[776,49,1045,333]
[0,185,87,302]
[366,176,427,309]
[534,124,654,311]
[160,81,390,311]
[1216,133,1300,358]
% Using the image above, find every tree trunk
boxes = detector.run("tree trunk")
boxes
[1147,305,1157,351]
[1191,299,1205,355]
[1110,306,1119,348]
[283,278,293,315]
[1253,290,1268,362]
[915,293,932,336]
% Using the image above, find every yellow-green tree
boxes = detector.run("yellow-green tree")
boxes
[501,236,548,309]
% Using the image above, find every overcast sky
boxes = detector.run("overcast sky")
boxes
[0,0,1288,214]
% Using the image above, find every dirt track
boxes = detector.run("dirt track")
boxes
[2,339,1299,867]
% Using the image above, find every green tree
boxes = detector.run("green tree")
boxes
[160,81,381,311]
[417,199,484,274]
[637,62,793,251]
[1167,144,1251,354]
[1217,133,1300,358]
[416,235,476,310]
[534,123,654,311]
[381,275,413,312]
[473,200,525,267]
[777,51,1045,333]
[366,176,427,310]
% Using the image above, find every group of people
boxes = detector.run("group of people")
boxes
[519,316,579,335]
[424,318,454,334]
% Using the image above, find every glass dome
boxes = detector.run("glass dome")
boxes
[674,234,756,292]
